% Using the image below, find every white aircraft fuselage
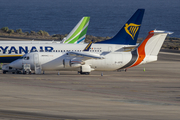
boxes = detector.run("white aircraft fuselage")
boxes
[12,51,132,71]
[0,43,134,63]
[9,30,172,74]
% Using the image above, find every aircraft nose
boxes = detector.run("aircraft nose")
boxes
[9,60,22,69]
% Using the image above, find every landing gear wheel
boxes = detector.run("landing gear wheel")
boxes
[3,71,6,74]
[80,71,90,75]
[16,71,21,74]
[23,71,27,74]
[85,72,90,75]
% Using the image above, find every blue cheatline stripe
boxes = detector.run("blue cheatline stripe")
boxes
[0,56,21,63]
[120,50,138,69]
[77,37,85,44]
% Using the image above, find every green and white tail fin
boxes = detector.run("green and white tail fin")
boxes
[61,17,90,44]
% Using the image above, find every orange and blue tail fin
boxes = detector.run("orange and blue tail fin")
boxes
[120,30,173,69]
[96,9,145,45]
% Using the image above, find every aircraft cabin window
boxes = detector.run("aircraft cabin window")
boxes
[23,56,29,60]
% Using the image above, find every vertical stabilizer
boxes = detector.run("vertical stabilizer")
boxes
[62,17,90,44]
[138,30,173,56]
[120,30,173,69]
[96,9,145,45]
[130,30,173,67]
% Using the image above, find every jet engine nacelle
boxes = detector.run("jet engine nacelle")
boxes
[63,59,71,68]
[63,59,84,68]
[70,64,81,68]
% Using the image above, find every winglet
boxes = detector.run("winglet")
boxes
[62,17,90,44]
[83,40,93,51]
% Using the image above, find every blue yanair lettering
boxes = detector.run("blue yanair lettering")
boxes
[0,46,54,54]
[45,46,53,52]
[40,46,43,52]
[19,46,28,54]
[30,46,38,52]
[8,46,18,54]
[0,46,8,54]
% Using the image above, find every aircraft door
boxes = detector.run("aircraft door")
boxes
[33,53,41,74]
[33,53,39,65]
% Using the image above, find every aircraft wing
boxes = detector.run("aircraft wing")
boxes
[67,52,104,60]
[115,45,138,52]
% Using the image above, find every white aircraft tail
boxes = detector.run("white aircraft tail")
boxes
[140,30,173,56]
[61,17,90,44]
[125,30,173,68]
